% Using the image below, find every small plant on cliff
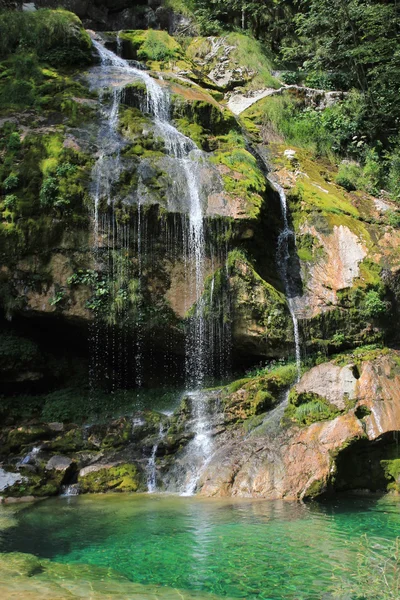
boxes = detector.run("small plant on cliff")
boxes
[387,210,400,228]
[49,287,66,307]
[362,290,388,319]
[3,194,17,210]
[2,173,19,191]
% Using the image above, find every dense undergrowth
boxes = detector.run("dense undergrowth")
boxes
[175,0,400,202]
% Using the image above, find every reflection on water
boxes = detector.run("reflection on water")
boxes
[0,494,399,599]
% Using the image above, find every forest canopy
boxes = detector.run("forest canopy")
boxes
[184,0,400,199]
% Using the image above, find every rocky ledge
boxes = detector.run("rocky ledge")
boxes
[1,347,399,502]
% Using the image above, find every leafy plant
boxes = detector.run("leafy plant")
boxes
[387,211,400,228]
[39,176,59,207]
[363,290,388,319]
[3,194,17,210]
[49,287,66,307]
[3,173,19,191]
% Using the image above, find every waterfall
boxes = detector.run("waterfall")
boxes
[268,177,301,381]
[147,422,166,493]
[91,40,214,492]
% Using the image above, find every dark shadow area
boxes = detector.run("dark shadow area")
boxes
[325,431,400,495]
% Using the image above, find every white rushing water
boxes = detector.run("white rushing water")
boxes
[147,422,166,493]
[268,177,301,381]
[91,39,213,493]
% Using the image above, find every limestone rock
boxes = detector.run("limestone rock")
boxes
[0,469,26,493]
[199,350,400,500]
[295,363,358,410]
[45,456,73,471]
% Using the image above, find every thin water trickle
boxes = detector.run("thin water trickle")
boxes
[147,422,166,493]
[268,176,301,381]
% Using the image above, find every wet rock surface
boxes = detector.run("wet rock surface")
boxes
[199,349,400,499]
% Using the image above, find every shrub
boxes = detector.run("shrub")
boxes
[0,9,92,66]
[363,290,388,319]
[335,161,363,191]
[387,146,400,201]
[304,71,335,90]
[3,194,17,210]
[387,210,400,228]
[280,71,302,85]
[2,173,19,191]
[39,176,59,207]
[7,132,21,151]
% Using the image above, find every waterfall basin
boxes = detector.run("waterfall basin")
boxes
[0,493,399,599]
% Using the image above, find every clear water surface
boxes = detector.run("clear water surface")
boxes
[0,493,399,599]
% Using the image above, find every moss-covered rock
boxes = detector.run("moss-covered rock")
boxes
[223,363,297,424]
[226,250,293,357]
[186,33,279,92]
[79,463,142,493]
[283,390,340,427]
[2,468,66,498]
[6,425,52,453]
[381,459,400,493]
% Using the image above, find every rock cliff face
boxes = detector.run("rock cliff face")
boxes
[198,349,400,499]
[1,8,400,501]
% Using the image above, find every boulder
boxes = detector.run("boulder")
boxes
[45,455,73,471]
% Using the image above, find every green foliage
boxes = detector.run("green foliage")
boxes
[3,194,17,210]
[0,333,40,366]
[3,174,19,191]
[138,30,180,61]
[49,287,66,307]
[120,29,183,65]
[280,71,301,85]
[335,162,362,192]
[388,146,400,201]
[39,176,59,207]
[304,71,336,91]
[294,399,336,425]
[387,211,400,229]
[0,9,92,66]
[362,290,388,319]
[284,390,340,426]
[381,459,400,493]
[7,132,21,151]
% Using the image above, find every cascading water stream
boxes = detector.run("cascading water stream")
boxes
[268,177,301,381]
[91,40,213,493]
[147,422,166,493]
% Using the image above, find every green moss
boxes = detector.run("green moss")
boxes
[304,478,326,499]
[2,471,63,498]
[226,250,293,351]
[6,426,50,452]
[283,391,340,427]
[296,233,325,264]
[101,422,131,449]
[0,9,92,66]
[223,363,297,423]
[187,33,279,92]
[119,29,183,66]
[381,459,400,493]
[79,463,142,493]
[46,428,86,453]
[210,144,265,219]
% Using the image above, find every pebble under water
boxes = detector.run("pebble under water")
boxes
[1,494,400,599]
